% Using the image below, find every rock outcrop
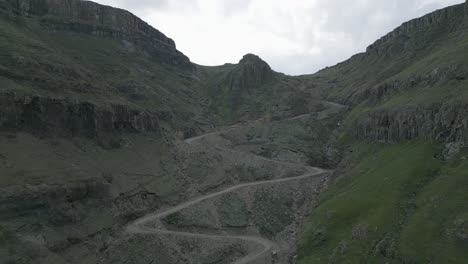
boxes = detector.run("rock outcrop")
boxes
[348,65,468,106]
[327,3,467,69]
[4,0,192,69]
[0,178,110,221]
[228,54,274,90]
[365,3,465,57]
[317,3,468,145]
[465,0,468,16]
[0,93,166,140]
[352,103,468,144]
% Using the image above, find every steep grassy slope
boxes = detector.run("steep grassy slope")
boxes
[0,7,204,134]
[0,5,207,261]
[297,3,468,145]
[299,2,468,263]
[0,1,323,135]
[299,141,468,263]
[310,3,468,106]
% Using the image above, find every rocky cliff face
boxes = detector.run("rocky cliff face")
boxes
[349,65,468,107]
[327,3,467,71]
[4,0,192,69]
[0,93,166,143]
[316,2,468,145]
[365,4,465,56]
[228,54,274,90]
[352,103,468,144]
[0,178,110,222]
[465,0,468,15]
[0,177,117,257]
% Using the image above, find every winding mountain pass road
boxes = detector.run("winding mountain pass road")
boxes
[185,100,347,145]
[126,169,327,263]
[126,104,343,263]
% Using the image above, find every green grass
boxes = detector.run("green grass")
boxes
[304,6,468,111]
[198,5,468,262]
[299,141,468,263]
[399,151,468,263]
[0,15,204,130]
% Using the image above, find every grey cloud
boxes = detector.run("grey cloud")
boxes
[310,1,439,43]
[221,0,251,16]
[271,0,463,74]
[265,46,357,76]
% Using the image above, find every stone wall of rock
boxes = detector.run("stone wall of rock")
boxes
[322,3,468,145]
[348,65,468,106]
[5,0,192,69]
[365,4,465,56]
[0,93,165,139]
[228,54,274,90]
[465,0,468,16]
[0,178,110,222]
[352,103,468,144]
[327,3,466,70]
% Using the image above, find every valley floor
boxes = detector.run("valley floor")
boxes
[126,128,330,264]
[114,104,347,263]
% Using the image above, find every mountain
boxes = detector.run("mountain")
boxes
[304,2,468,143]
[0,1,325,263]
[0,0,204,143]
[0,0,467,263]
[196,53,323,124]
[298,2,468,263]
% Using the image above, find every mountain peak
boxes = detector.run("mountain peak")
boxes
[228,54,273,90]
[239,54,270,68]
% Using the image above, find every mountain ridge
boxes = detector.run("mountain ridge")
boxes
[317,1,467,75]
[2,0,192,69]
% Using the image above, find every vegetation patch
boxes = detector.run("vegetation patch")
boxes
[299,141,468,263]
[253,188,294,238]
[215,193,249,228]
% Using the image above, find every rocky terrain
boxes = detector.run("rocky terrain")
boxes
[1,0,468,263]
[297,2,468,263]
[4,0,191,68]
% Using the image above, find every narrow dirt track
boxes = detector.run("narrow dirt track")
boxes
[127,170,327,264]
[126,104,343,264]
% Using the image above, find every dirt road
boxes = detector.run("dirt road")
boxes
[126,105,341,263]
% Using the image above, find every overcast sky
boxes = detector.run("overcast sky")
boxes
[94,0,463,75]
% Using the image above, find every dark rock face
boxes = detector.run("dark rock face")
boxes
[228,54,274,90]
[322,3,468,145]
[366,4,465,56]
[352,104,468,144]
[328,3,466,69]
[5,0,192,69]
[113,190,161,220]
[465,0,468,16]
[0,93,164,139]
[348,65,468,106]
[0,178,110,222]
